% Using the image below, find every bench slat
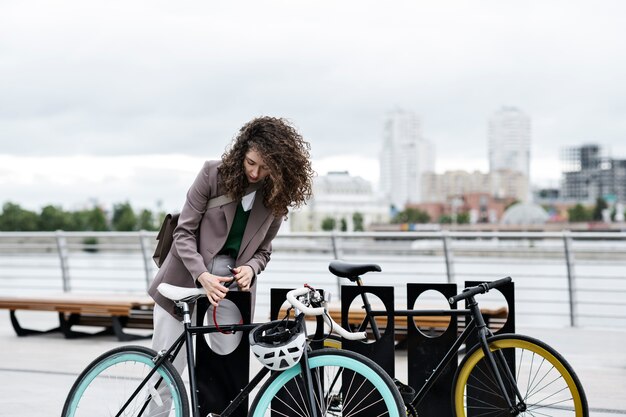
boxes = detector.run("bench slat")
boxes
[0,294,155,341]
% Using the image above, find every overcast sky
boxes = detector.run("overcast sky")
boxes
[1,0,625,212]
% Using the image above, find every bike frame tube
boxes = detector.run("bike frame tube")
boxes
[411,319,476,407]
[179,303,201,417]
[219,367,271,416]
[353,274,521,412]
[355,277,382,340]
[111,331,187,417]
[149,306,293,417]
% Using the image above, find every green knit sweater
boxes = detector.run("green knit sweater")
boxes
[219,203,251,259]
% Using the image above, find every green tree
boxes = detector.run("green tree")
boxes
[592,197,608,221]
[438,212,469,224]
[340,218,348,232]
[0,202,39,231]
[112,202,137,231]
[457,212,470,224]
[70,207,108,231]
[321,217,336,231]
[38,205,72,231]
[87,207,109,231]
[438,214,453,224]
[352,212,364,232]
[567,204,592,222]
[137,209,156,231]
[391,207,431,224]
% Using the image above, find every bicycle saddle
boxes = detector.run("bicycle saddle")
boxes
[328,260,381,281]
[157,283,206,303]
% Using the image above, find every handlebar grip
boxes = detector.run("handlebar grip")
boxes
[487,276,512,290]
[448,276,512,305]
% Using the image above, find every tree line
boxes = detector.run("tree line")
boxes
[1,197,622,232]
[0,202,162,232]
[566,197,623,222]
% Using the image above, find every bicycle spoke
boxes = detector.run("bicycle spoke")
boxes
[252,351,402,417]
[63,347,186,417]
[456,337,585,417]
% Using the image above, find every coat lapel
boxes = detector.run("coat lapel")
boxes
[223,200,238,234]
[238,189,270,258]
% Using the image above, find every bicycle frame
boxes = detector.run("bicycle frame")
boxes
[124,300,325,417]
[353,280,525,412]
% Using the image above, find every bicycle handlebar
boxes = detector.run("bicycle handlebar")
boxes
[287,287,367,341]
[448,276,512,305]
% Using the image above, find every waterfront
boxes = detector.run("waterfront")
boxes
[1,230,625,328]
[1,231,626,415]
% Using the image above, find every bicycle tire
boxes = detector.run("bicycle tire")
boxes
[249,348,404,417]
[62,345,189,417]
[452,333,588,417]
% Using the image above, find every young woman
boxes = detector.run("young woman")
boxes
[147,116,314,415]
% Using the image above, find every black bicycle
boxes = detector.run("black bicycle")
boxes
[326,260,589,417]
[62,283,405,417]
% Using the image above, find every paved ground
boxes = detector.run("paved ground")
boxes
[0,310,624,416]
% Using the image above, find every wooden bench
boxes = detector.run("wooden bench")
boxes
[327,305,508,335]
[0,294,155,341]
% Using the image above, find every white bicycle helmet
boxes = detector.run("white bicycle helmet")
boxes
[249,319,306,371]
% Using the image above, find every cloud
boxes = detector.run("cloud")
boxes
[1,0,626,208]
[0,154,206,211]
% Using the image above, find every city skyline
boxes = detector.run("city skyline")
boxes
[2,1,626,211]
[0,106,618,212]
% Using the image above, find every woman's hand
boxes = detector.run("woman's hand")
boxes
[231,265,255,291]
[197,272,232,307]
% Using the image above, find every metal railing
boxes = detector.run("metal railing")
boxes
[1,230,625,328]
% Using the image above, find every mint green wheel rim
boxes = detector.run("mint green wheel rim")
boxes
[67,352,183,417]
[252,353,401,417]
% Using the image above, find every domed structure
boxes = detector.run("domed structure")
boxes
[501,202,549,225]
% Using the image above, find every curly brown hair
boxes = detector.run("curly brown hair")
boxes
[218,116,314,217]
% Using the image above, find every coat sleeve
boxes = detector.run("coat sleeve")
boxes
[244,215,284,277]
[173,161,214,281]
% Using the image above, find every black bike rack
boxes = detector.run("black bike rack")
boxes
[341,285,396,377]
[195,291,251,417]
[407,283,459,417]
[337,281,515,417]
[269,280,515,417]
[464,279,515,339]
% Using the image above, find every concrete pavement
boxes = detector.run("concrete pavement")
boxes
[0,310,624,416]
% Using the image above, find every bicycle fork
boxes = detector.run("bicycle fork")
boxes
[470,297,526,415]
[298,348,323,417]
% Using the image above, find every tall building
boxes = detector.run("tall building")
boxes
[488,107,531,199]
[561,144,626,203]
[380,109,434,209]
